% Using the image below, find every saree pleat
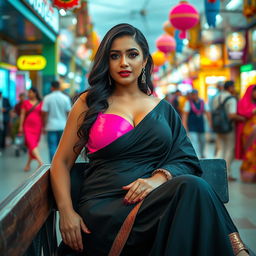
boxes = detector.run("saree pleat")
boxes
[77,100,238,255]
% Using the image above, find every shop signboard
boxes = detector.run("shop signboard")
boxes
[24,0,59,33]
[17,55,47,70]
[226,32,246,63]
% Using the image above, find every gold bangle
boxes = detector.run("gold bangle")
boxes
[229,232,248,255]
[152,169,172,181]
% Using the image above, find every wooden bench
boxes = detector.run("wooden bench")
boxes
[1,159,253,256]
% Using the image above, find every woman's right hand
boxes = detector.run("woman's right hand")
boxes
[18,127,23,134]
[59,209,91,251]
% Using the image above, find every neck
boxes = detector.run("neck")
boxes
[112,82,146,99]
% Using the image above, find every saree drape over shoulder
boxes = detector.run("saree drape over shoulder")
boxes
[77,100,238,256]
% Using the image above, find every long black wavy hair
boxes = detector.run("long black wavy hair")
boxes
[75,23,154,154]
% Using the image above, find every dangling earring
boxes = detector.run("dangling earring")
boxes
[108,74,112,85]
[141,67,146,84]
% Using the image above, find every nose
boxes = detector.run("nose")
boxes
[120,55,129,67]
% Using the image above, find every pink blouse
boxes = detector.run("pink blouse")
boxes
[87,113,134,153]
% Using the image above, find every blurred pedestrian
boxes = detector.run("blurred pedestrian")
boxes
[0,91,11,151]
[213,80,245,181]
[182,89,211,158]
[19,87,43,171]
[11,92,26,140]
[166,90,182,116]
[236,84,256,183]
[42,81,71,161]
[14,92,26,117]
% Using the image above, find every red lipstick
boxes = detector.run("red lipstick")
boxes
[118,70,131,77]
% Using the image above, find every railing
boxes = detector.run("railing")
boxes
[0,165,57,256]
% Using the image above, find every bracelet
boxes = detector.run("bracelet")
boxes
[229,232,249,255]
[152,169,172,181]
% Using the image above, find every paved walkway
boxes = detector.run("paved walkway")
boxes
[0,137,255,251]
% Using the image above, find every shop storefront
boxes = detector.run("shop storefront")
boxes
[0,0,60,103]
[198,44,230,101]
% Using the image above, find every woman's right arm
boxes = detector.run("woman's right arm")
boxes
[50,93,90,252]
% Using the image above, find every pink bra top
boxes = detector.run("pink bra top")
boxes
[87,113,134,153]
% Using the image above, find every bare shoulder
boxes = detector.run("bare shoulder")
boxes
[68,92,88,123]
[77,91,88,103]
[152,97,162,104]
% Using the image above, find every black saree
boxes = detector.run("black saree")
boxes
[76,99,239,256]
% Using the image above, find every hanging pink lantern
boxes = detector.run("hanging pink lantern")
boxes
[156,34,176,54]
[169,1,199,39]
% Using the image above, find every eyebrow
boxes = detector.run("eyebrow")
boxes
[109,48,139,53]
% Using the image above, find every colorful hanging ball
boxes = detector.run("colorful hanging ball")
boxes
[53,0,81,10]
[152,51,166,67]
[169,1,199,39]
[163,21,175,36]
[156,34,176,54]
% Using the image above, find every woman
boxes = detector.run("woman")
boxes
[236,84,256,182]
[51,24,248,256]
[19,87,43,171]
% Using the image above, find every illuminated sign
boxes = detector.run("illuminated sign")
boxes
[24,0,59,33]
[226,32,246,61]
[240,64,255,72]
[17,55,47,70]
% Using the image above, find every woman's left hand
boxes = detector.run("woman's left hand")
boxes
[122,173,168,204]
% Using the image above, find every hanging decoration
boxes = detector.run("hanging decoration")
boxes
[204,0,220,27]
[156,34,176,54]
[188,21,201,50]
[152,51,166,67]
[208,0,216,2]
[75,1,91,37]
[243,0,256,18]
[53,0,80,10]
[169,1,199,39]
[163,21,175,36]
[174,30,184,53]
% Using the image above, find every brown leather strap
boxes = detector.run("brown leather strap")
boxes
[108,201,143,256]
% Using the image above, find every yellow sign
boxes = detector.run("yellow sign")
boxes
[17,55,47,70]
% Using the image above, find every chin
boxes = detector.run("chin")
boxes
[115,78,138,86]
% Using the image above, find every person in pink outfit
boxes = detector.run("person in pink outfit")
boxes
[19,87,43,171]
[236,84,256,182]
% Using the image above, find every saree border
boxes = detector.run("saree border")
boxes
[108,201,143,256]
